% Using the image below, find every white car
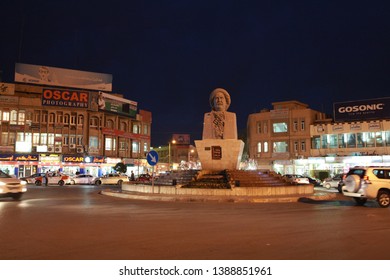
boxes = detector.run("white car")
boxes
[282,174,310,185]
[70,174,97,185]
[0,170,27,200]
[93,173,129,186]
[322,174,343,189]
[342,166,390,208]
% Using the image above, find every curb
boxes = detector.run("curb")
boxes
[100,189,337,203]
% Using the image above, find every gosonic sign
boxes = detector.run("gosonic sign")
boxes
[42,88,89,108]
[333,97,390,122]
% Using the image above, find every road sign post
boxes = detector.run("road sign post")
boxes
[146,150,159,192]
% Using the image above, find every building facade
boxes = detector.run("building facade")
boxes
[247,100,327,174]
[247,98,390,179]
[0,81,151,178]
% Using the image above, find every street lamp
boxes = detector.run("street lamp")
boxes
[168,140,176,171]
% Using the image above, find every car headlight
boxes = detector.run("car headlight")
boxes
[21,180,27,185]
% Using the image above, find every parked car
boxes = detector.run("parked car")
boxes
[282,174,310,185]
[34,172,71,186]
[137,174,152,182]
[93,173,129,186]
[20,172,46,184]
[70,174,97,185]
[306,176,322,186]
[342,166,390,208]
[0,170,27,200]
[322,173,344,189]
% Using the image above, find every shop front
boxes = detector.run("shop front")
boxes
[0,154,39,177]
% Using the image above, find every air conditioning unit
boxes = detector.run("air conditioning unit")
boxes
[69,144,76,149]
[47,146,54,152]
[55,146,62,153]
[76,147,84,153]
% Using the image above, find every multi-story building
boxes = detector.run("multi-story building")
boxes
[247,97,390,178]
[307,97,390,176]
[247,100,327,174]
[0,64,151,178]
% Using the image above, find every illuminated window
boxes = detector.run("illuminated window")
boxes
[273,141,288,153]
[273,122,288,133]
[257,142,262,153]
[264,141,269,152]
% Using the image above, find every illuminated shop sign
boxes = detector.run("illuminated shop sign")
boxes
[0,154,39,161]
[63,156,85,163]
[42,88,89,108]
[334,97,390,122]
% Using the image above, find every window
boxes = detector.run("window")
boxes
[143,142,148,152]
[42,111,48,123]
[16,132,24,142]
[133,124,140,134]
[77,135,83,146]
[48,133,55,145]
[90,117,99,127]
[264,142,269,152]
[375,132,384,147]
[338,134,346,148]
[77,115,84,126]
[386,131,390,147]
[273,141,288,153]
[301,141,306,152]
[33,111,40,123]
[105,137,116,151]
[57,112,63,124]
[132,141,140,153]
[33,133,40,145]
[143,124,149,135]
[40,133,48,145]
[263,122,268,133]
[256,122,261,134]
[294,141,298,152]
[312,136,320,149]
[10,110,18,124]
[329,134,338,149]
[346,133,356,148]
[301,120,305,131]
[64,114,70,125]
[119,140,127,151]
[49,113,55,123]
[70,114,76,125]
[257,142,261,153]
[89,136,98,150]
[293,120,298,131]
[2,111,10,122]
[106,119,114,129]
[17,110,25,125]
[273,122,288,133]
[120,122,127,131]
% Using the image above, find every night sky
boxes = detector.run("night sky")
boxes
[2,0,390,147]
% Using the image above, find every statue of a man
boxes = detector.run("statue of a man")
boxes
[202,88,238,140]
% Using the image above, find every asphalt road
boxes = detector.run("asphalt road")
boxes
[1,185,390,260]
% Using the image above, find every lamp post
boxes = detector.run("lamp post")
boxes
[168,140,176,171]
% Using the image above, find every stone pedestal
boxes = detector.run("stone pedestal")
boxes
[195,139,244,170]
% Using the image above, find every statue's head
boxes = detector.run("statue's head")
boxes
[209,88,231,112]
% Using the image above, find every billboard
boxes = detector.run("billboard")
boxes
[172,134,190,145]
[333,97,390,122]
[96,91,137,117]
[15,63,112,91]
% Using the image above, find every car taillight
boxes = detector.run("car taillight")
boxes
[363,175,369,180]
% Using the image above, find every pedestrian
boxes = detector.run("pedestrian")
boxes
[130,171,135,181]
[45,171,49,186]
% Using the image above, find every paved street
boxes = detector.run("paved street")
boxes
[1,185,390,260]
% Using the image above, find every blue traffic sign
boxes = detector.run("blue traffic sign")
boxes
[146,150,159,166]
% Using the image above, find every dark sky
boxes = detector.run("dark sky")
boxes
[2,0,390,147]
